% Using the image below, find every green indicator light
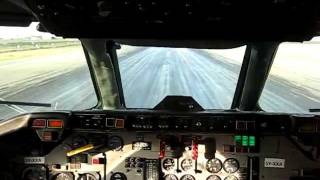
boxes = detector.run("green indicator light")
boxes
[242,136,248,146]
[234,135,241,143]
[249,136,256,146]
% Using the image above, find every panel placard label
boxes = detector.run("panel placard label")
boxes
[264,158,285,168]
[24,157,45,164]
[132,141,152,150]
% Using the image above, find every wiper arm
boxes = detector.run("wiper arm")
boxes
[0,100,51,107]
[309,109,320,113]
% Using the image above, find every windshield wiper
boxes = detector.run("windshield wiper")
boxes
[309,109,320,113]
[0,100,51,107]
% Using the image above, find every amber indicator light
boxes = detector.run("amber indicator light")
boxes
[43,131,52,141]
[115,119,125,128]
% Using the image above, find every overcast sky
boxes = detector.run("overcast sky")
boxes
[0,22,54,39]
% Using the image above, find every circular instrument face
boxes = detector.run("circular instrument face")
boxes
[206,175,222,180]
[181,159,193,171]
[54,173,73,180]
[206,158,223,173]
[78,173,98,180]
[223,158,240,173]
[224,175,239,180]
[164,174,179,180]
[22,167,46,180]
[108,136,123,151]
[163,158,175,171]
[110,173,127,180]
[180,174,195,180]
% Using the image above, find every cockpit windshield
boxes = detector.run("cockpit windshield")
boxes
[1,23,320,121]
[117,45,246,109]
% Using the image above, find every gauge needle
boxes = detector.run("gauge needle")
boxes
[194,159,202,173]
[176,158,181,173]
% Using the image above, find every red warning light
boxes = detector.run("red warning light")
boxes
[47,119,63,128]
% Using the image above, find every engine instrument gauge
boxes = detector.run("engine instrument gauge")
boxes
[180,174,195,180]
[206,158,222,173]
[223,158,240,173]
[110,172,127,180]
[163,158,175,171]
[207,175,222,180]
[181,159,193,171]
[224,175,239,180]
[78,173,99,180]
[52,173,73,180]
[164,174,179,180]
[108,136,124,151]
[22,166,46,180]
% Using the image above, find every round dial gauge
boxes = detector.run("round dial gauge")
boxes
[224,175,239,180]
[181,159,193,171]
[180,174,195,180]
[78,173,98,180]
[53,173,73,180]
[207,175,222,180]
[22,167,46,180]
[206,158,223,173]
[163,158,175,171]
[108,136,123,151]
[164,174,179,180]
[110,173,127,180]
[223,158,240,173]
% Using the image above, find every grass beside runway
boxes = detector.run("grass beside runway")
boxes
[0,45,81,62]
[0,39,80,53]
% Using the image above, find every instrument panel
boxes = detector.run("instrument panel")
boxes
[41,131,251,180]
[1,110,320,180]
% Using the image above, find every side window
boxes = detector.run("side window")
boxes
[0,23,97,120]
[260,38,320,113]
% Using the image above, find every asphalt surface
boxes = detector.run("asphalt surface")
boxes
[0,47,319,120]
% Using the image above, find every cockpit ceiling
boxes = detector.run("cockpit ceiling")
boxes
[0,0,34,26]
[1,0,320,42]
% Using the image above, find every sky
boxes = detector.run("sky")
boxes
[0,22,54,39]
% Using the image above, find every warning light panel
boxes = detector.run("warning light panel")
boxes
[43,131,53,141]
[249,136,256,147]
[47,119,63,128]
[234,135,241,144]
[115,118,125,128]
[242,136,249,146]
[32,119,46,128]
[234,135,256,147]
